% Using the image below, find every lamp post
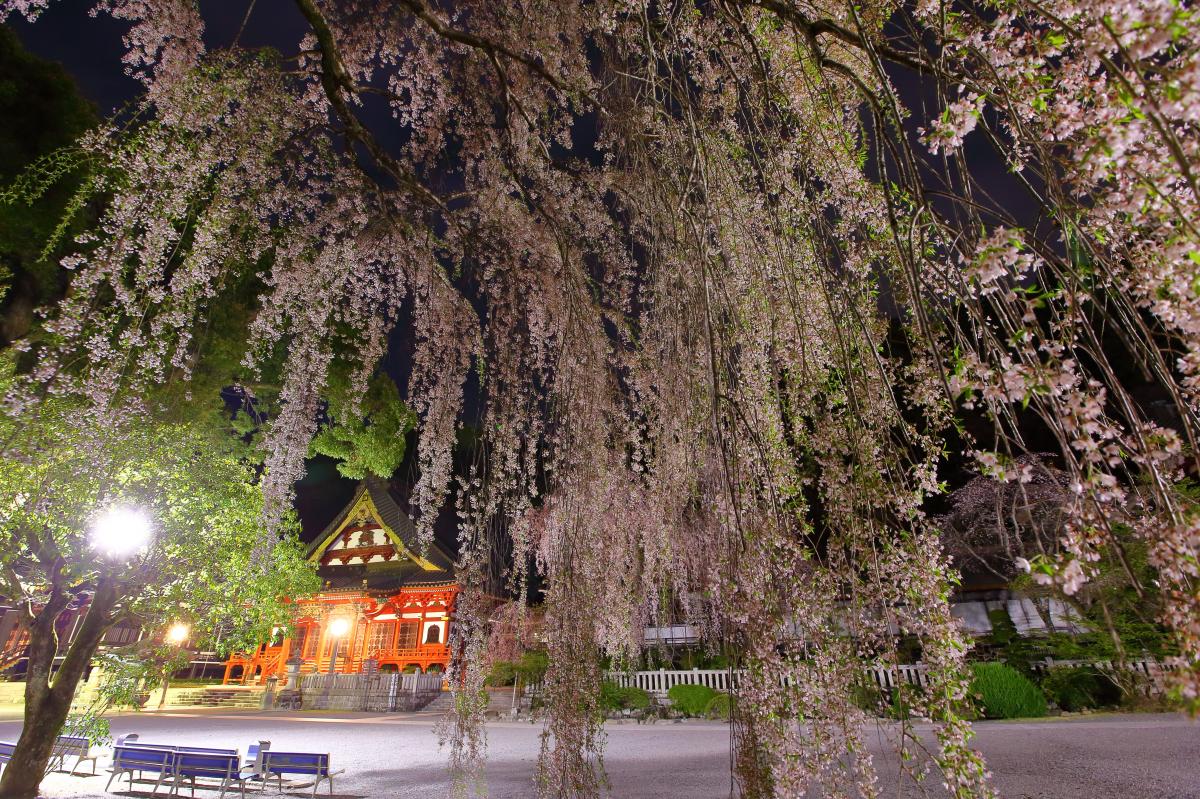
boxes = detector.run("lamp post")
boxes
[327,617,351,674]
[158,622,189,710]
[87,506,152,704]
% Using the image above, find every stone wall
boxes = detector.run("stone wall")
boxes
[299,672,443,712]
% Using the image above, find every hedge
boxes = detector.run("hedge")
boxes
[667,683,717,717]
[970,662,1047,719]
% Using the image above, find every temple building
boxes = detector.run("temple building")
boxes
[223,477,458,684]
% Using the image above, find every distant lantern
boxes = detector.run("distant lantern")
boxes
[329,617,352,638]
[165,622,190,645]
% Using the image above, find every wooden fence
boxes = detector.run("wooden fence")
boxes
[299,672,443,711]
[1028,657,1179,693]
[600,658,1176,698]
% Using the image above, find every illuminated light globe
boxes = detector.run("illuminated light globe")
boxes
[165,622,189,645]
[91,507,152,559]
[329,617,351,637]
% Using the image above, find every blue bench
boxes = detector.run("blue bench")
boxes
[107,743,246,796]
[0,741,15,772]
[173,751,251,799]
[255,751,342,797]
[51,734,100,775]
[108,745,177,795]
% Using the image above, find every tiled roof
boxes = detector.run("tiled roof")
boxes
[307,477,456,581]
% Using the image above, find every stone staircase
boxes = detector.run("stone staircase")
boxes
[416,690,455,714]
[174,686,264,709]
[414,689,525,716]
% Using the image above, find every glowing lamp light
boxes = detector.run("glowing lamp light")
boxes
[329,617,351,637]
[91,507,152,559]
[165,622,190,645]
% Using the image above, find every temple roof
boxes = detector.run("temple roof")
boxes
[306,477,455,591]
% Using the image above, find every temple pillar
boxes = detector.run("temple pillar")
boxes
[315,617,330,673]
[277,636,292,679]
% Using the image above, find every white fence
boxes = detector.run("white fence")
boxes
[602,658,1176,698]
[1029,657,1179,692]
[607,668,737,695]
[299,672,443,711]
[607,666,931,697]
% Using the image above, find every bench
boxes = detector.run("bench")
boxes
[108,745,177,795]
[256,751,342,798]
[106,742,252,797]
[173,751,252,799]
[50,734,100,775]
[0,741,15,772]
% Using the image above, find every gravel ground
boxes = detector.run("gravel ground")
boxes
[3,710,1196,798]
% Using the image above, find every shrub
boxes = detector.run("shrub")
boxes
[887,684,925,720]
[667,683,717,717]
[1040,667,1120,712]
[487,660,517,687]
[619,686,652,711]
[969,662,1047,719]
[600,681,652,712]
[514,650,549,684]
[704,692,733,720]
[850,681,883,715]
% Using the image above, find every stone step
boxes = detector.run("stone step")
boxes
[172,686,265,709]
[419,691,455,713]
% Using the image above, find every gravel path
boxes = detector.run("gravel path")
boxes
[4,710,1195,798]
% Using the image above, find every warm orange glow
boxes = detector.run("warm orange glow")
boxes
[165,622,189,645]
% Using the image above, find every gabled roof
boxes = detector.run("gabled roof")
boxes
[306,476,455,575]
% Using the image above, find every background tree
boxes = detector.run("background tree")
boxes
[938,453,1176,676]
[0,357,317,799]
[0,26,96,345]
[307,372,416,479]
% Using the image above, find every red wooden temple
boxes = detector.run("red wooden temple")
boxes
[223,478,458,684]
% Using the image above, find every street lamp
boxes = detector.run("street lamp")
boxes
[327,617,351,674]
[91,507,152,559]
[158,622,190,710]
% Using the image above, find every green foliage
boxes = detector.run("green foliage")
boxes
[987,609,1017,647]
[486,650,548,688]
[849,680,883,714]
[309,372,416,479]
[57,651,158,757]
[1040,666,1120,712]
[600,681,652,712]
[487,660,518,687]
[704,692,733,720]
[667,683,718,717]
[886,684,926,720]
[675,649,730,670]
[969,662,1047,719]
[0,356,320,658]
[1011,522,1173,662]
[980,608,1043,675]
[515,650,549,684]
[0,27,98,336]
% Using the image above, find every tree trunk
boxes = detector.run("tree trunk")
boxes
[0,579,118,799]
